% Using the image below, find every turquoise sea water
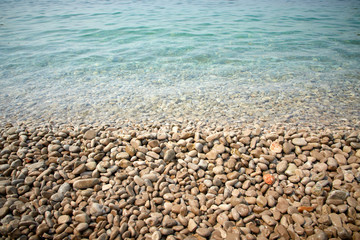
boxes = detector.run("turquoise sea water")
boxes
[0,0,360,126]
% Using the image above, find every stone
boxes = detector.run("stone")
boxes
[291,213,305,225]
[188,163,199,171]
[188,219,197,232]
[73,164,86,175]
[134,175,145,186]
[75,213,90,223]
[0,206,10,218]
[73,178,99,189]
[327,157,338,170]
[198,160,208,169]
[69,145,81,153]
[327,190,349,201]
[344,171,354,182]
[283,142,294,154]
[90,203,105,216]
[285,163,297,176]
[84,129,96,140]
[75,223,88,232]
[217,212,229,226]
[58,182,71,195]
[329,213,342,227]
[276,161,288,174]
[162,215,177,228]
[164,149,176,162]
[142,173,158,182]
[125,145,136,157]
[196,228,212,237]
[276,197,289,214]
[51,192,64,202]
[270,141,282,153]
[275,224,290,239]
[292,138,307,146]
[58,215,71,224]
[256,195,267,207]
[334,154,347,165]
[206,150,218,160]
[262,215,276,226]
[236,204,249,217]
[213,166,224,175]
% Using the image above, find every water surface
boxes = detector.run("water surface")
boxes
[0,0,359,126]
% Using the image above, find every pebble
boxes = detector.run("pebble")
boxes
[164,149,176,162]
[188,219,197,232]
[58,215,71,224]
[276,161,288,174]
[285,163,297,176]
[83,129,96,140]
[73,178,99,189]
[0,124,359,240]
[292,213,305,225]
[196,228,212,237]
[90,203,105,216]
[75,223,88,232]
[276,197,289,214]
[292,138,307,146]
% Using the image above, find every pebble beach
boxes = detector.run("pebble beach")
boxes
[1,0,360,239]
[1,120,360,240]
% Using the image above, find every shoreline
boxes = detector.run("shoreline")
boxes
[0,122,359,239]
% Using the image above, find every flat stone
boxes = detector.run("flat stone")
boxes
[72,164,86,175]
[196,228,212,237]
[188,162,199,171]
[328,190,349,201]
[162,215,177,228]
[134,175,145,186]
[84,129,96,140]
[283,142,294,154]
[69,145,81,153]
[327,157,338,170]
[276,161,288,174]
[262,215,276,226]
[188,219,197,232]
[236,204,249,217]
[213,166,224,175]
[37,223,49,236]
[75,213,90,223]
[206,150,218,160]
[58,215,71,224]
[73,178,99,189]
[75,223,88,232]
[334,154,347,165]
[142,173,158,182]
[285,163,297,176]
[291,213,305,225]
[164,149,176,162]
[292,138,307,146]
[275,224,290,239]
[90,203,105,216]
[329,213,342,227]
[0,206,9,218]
[256,195,267,207]
[276,197,289,214]
[50,192,64,202]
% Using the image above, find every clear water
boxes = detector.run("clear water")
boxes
[0,0,360,126]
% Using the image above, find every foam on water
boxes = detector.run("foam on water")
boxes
[0,0,359,126]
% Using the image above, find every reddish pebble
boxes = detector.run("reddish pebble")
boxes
[263,174,275,185]
[298,206,314,213]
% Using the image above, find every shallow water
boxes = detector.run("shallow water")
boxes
[0,0,360,126]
